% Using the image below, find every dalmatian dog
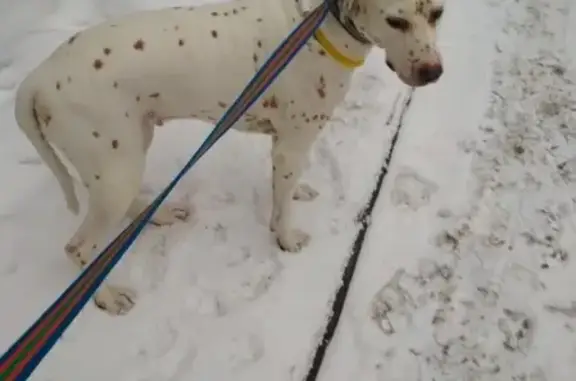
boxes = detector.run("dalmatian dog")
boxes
[14,0,444,315]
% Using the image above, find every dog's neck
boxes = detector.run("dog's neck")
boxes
[298,0,373,66]
[326,0,371,46]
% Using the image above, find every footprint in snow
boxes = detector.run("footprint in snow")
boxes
[390,167,439,210]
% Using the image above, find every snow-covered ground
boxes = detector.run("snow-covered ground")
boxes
[1,0,575,380]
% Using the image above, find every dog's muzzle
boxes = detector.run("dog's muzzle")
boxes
[386,60,395,72]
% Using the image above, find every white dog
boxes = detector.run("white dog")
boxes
[14,0,444,315]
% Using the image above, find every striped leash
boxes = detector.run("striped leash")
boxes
[0,3,330,380]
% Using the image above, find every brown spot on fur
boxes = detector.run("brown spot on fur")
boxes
[257,40,262,48]
[65,243,78,254]
[68,33,78,44]
[174,25,180,31]
[103,47,111,55]
[179,38,185,46]
[211,30,218,38]
[253,53,258,63]
[256,17,263,22]
[93,59,103,69]
[136,95,141,102]
[317,75,326,98]
[233,8,238,14]
[318,49,326,56]
[218,101,227,108]
[211,11,218,16]
[149,92,160,98]
[67,76,72,83]
[92,131,100,138]
[113,81,118,88]
[111,140,119,149]
[125,112,130,118]
[133,39,145,50]
[56,81,61,90]
[95,174,100,180]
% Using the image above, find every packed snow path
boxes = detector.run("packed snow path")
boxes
[0,0,575,380]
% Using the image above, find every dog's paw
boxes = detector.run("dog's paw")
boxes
[293,183,319,201]
[150,201,193,226]
[94,286,137,315]
[276,229,311,252]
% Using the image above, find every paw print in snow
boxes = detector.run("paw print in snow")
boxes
[195,250,284,314]
[390,168,438,210]
[556,156,576,183]
[185,284,226,317]
[539,247,569,270]
[498,308,535,353]
[225,333,265,370]
[371,269,416,335]
[435,223,472,253]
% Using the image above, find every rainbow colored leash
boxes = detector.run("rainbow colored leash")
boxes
[0,3,329,380]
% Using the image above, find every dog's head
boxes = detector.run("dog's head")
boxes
[341,0,445,87]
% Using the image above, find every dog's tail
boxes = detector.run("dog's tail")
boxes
[14,76,80,215]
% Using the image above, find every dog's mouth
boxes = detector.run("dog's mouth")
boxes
[385,60,429,88]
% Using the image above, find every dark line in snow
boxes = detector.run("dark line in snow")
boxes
[304,90,414,381]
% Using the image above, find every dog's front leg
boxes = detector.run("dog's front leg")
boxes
[270,126,321,252]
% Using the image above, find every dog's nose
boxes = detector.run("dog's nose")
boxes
[418,63,443,83]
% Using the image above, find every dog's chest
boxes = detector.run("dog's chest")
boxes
[261,46,354,111]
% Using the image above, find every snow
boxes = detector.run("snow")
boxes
[321,0,576,380]
[0,0,574,380]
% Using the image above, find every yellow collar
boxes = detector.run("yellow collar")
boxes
[314,28,365,69]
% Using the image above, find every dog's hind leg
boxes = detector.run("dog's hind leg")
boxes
[64,140,146,315]
[124,121,193,226]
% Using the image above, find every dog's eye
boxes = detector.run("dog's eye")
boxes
[429,8,443,24]
[386,17,410,32]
